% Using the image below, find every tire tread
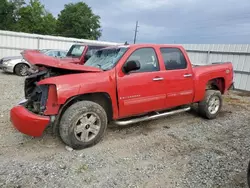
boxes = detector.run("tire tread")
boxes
[198,90,222,119]
[59,101,107,149]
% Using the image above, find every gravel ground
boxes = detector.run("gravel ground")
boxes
[0,72,250,188]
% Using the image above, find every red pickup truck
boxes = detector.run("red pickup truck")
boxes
[10,44,234,149]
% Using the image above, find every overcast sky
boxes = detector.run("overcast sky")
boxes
[39,0,250,44]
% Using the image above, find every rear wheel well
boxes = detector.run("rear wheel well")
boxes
[206,78,225,93]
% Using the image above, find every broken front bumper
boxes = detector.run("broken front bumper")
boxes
[10,105,50,137]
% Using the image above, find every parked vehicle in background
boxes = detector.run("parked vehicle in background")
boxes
[24,44,118,74]
[39,49,67,58]
[10,44,234,149]
[0,49,67,76]
[61,43,114,65]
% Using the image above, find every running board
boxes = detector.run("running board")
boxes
[114,107,191,126]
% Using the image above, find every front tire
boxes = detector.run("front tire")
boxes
[59,101,108,150]
[14,63,29,76]
[198,90,222,119]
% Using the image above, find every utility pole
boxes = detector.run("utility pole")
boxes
[133,21,139,44]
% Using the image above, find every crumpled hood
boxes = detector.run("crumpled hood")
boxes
[22,49,102,73]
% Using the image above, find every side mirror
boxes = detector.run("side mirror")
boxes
[123,60,140,73]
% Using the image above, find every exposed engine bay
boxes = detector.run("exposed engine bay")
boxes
[23,67,83,114]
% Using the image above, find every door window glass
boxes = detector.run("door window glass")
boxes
[160,48,187,70]
[126,47,159,72]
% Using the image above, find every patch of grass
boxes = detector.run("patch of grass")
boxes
[224,96,250,105]
[224,97,242,104]
[76,164,88,174]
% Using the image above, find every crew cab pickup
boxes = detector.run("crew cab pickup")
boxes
[10,44,234,149]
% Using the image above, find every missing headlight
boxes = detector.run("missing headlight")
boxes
[26,85,49,114]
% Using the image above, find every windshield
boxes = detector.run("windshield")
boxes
[66,45,85,58]
[84,47,128,71]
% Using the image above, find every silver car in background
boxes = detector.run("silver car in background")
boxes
[0,49,67,76]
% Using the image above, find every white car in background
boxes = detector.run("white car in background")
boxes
[0,49,67,76]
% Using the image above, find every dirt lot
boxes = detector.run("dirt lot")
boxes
[0,72,250,188]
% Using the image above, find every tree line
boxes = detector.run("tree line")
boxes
[0,0,102,40]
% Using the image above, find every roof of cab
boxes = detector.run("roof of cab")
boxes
[102,43,184,49]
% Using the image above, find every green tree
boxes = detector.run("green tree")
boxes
[57,2,102,39]
[0,0,16,30]
[16,0,57,34]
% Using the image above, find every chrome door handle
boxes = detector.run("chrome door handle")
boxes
[184,74,192,78]
[153,77,164,81]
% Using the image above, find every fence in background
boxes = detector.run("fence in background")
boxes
[0,30,249,91]
[182,44,250,91]
[0,30,121,58]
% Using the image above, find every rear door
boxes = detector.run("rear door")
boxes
[117,47,166,118]
[159,47,195,108]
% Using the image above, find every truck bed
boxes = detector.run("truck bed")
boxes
[192,62,231,67]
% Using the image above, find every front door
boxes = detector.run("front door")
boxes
[159,47,194,108]
[117,47,166,118]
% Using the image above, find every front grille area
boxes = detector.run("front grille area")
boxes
[26,85,49,114]
[24,70,49,114]
[24,70,47,98]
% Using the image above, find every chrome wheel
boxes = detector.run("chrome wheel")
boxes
[208,95,220,115]
[74,112,101,142]
[20,65,28,76]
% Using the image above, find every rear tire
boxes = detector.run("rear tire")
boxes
[14,63,29,76]
[198,90,222,119]
[59,101,108,150]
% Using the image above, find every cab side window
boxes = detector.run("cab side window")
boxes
[126,47,159,72]
[160,48,187,70]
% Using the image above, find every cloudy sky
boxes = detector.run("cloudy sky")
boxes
[39,0,250,44]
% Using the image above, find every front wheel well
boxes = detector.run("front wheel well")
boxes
[59,92,113,122]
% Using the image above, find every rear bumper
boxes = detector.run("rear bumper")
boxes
[10,105,50,137]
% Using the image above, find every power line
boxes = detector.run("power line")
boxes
[133,21,139,44]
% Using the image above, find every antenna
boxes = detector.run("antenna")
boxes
[133,21,139,44]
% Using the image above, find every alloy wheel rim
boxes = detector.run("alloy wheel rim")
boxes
[20,65,28,76]
[208,96,220,115]
[74,112,101,142]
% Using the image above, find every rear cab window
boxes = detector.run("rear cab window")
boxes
[160,48,187,70]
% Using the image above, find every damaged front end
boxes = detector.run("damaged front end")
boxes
[10,68,62,137]
[23,70,51,115]
[11,50,103,137]
[22,66,84,115]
